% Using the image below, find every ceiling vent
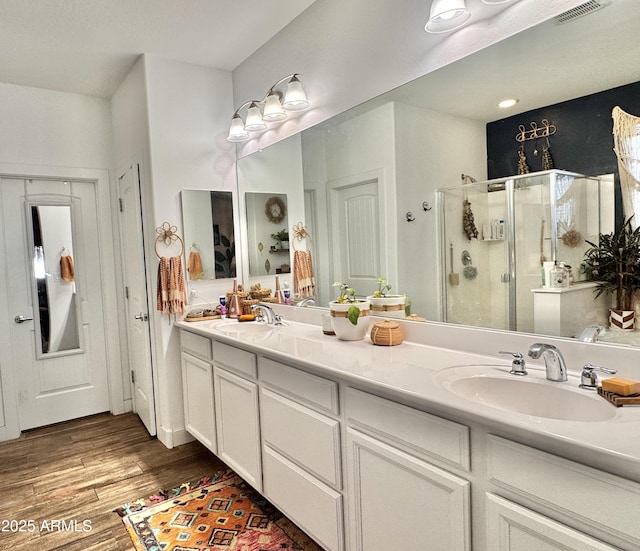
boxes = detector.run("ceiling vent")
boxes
[554,0,609,24]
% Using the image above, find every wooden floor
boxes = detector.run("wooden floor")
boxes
[0,412,226,550]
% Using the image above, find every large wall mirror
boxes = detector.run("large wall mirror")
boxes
[237,0,640,345]
[181,190,236,280]
[29,203,81,357]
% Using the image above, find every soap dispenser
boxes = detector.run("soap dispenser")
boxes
[228,279,241,318]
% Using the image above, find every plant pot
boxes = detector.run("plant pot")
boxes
[329,300,371,341]
[366,294,406,319]
[609,309,635,331]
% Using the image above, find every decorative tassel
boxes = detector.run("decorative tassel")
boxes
[542,142,554,170]
[462,199,479,240]
[517,148,530,175]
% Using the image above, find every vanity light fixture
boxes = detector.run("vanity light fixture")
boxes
[425,0,471,34]
[227,74,310,142]
[498,98,519,108]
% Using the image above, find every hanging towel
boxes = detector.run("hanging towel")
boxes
[157,256,186,314]
[157,257,169,312]
[187,251,204,280]
[293,249,316,299]
[169,256,186,314]
[60,255,75,282]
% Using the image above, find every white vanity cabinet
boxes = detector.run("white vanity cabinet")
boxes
[259,357,345,551]
[485,435,640,551]
[180,330,216,453]
[344,387,471,551]
[212,342,262,491]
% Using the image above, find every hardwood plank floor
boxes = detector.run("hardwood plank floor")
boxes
[0,412,226,550]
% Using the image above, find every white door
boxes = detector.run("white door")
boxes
[118,165,156,435]
[0,177,110,430]
[329,178,381,296]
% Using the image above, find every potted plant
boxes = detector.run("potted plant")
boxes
[271,228,289,250]
[583,217,640,330]
[329,282,371,340]
[366,277,407,319]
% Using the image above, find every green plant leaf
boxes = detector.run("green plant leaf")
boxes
[347,306,360,325]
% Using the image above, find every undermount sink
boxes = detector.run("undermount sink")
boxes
[434,365,616,422]
[213,321,275,338]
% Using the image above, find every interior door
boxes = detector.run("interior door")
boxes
[329,179,380,297]
[0,177,110,430]
[118,165,156,436]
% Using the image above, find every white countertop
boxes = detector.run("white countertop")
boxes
[176,315,640,480]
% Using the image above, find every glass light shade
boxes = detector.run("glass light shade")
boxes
[481,0,514,4]
[227,114,249,142]
[283,76,310,111]
[425,0,471,33]
[244,102,267,131]
[262,93,287,121]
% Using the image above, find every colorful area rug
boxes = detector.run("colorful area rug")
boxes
[115,471,323,551]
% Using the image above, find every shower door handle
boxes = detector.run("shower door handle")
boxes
[14,314,33,324]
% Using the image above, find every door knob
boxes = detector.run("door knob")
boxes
[134,313,148,321]
[14,314,33,324]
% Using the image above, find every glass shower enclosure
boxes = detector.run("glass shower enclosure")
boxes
[436,170,608,333]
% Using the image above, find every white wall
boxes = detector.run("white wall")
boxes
[232,0,586,157]
[0,82,122,439]
[112,55,235,447]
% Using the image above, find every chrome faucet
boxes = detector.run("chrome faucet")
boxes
[527,343,568,382]
[297,297,316,307]
[250,304,284,326]
[251,304,275,324]
[577,325,604,343]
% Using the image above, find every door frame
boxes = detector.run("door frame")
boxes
[0,163,125,442]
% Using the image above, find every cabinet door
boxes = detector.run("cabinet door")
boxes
[486,494,620,551]
[346,428,470,551]
[181,352,216,453]
[213,366,262,491]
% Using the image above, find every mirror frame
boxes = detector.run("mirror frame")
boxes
[26,199,84,359]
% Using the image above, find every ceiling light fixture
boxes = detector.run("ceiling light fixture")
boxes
[481,0,516,4]
[425,0,471,34]
[498,98,519,108]
[227,74,310,142]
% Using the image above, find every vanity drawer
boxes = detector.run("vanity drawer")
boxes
[260,387,341,489]
[345,387,470,471]
[262,444,344,551]
[259,357,339,415]
[180,330,212,361]
[212,341,256,379]
[487,435,640,546]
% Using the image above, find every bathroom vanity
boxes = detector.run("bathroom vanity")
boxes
[176,313,640,551]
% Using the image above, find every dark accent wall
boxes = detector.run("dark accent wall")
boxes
[486,80,640,223]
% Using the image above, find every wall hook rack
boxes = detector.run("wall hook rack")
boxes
[515,119,557,143]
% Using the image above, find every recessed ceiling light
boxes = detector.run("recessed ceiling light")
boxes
[498,98,519,108]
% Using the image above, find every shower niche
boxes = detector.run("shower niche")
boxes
[436,170,613,336]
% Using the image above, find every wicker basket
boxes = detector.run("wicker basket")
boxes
[250,288,272,300]
[241,299,259,315]
[370,319,404,346]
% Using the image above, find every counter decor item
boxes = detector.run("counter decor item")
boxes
[583,217,640,330]
[370,319,404,346]
[366,277,407,318]
[329,282,370,340]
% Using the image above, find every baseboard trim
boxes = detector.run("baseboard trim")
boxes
[157,425,195,449]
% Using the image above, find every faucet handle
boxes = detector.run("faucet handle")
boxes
[499,351,528,376]
[579,363,617,390]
